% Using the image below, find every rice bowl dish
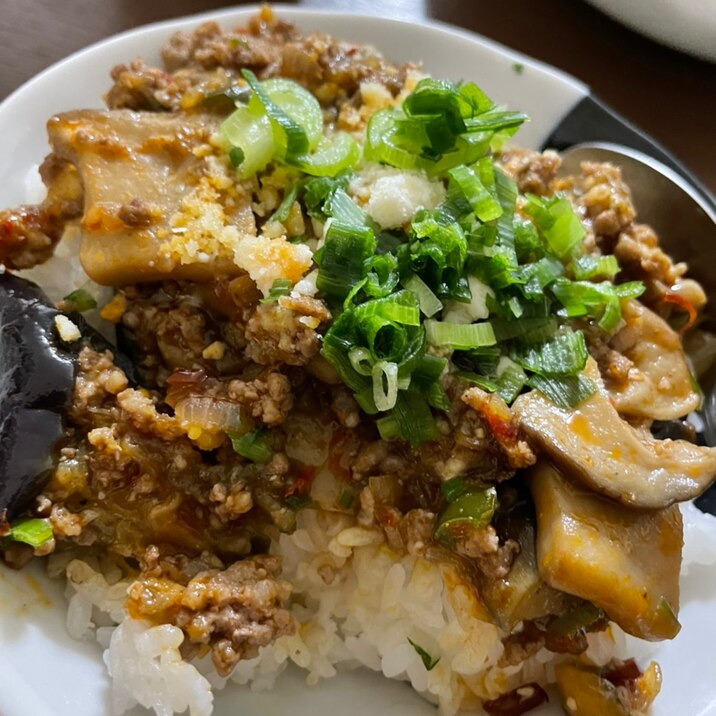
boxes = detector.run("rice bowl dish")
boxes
[1,7,712,713]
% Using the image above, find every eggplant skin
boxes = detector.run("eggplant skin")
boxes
[0,272,76,522]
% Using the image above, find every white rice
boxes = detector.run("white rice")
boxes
[56,501,716,716]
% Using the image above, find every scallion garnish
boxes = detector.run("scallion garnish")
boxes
[511,329,589,377]
[230,429,273,463]
[527,373,597,410]
[425,320,497,350]
[216,68,649,447]
[63,288,97,313]
[260,278,294,303]
[407,638,440,671]
[5,518,53,548]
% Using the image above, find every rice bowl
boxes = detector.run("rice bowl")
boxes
[1,7,716,716]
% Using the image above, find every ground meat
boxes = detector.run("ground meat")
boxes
[453,524,520,579]
[559,160,637,241]
[127,555,294,676]
[105,60,183,110]
[0,156,82,270]
[161,19,285,75]
[69,347,128,427]
[583,322,634,385]
[330,386,361,428]
[120,282,246,385]
[105,8,410,115]
[228,372,293,425]
[498,148,561,196]
[499,620,590,668]
[613,222,687,287]
[244,303,321,366]
[277,293,332,323]
[117,198,154,227]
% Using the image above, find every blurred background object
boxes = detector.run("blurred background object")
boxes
[0,0,714,190]
[584,0,716,63]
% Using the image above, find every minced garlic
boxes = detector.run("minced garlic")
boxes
[54,315,81,343]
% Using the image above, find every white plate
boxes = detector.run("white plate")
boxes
[585,0,716,63]
[0,6,715,716]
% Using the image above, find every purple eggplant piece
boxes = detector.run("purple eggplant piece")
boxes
[0,272,76,521]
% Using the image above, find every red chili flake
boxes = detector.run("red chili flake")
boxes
[663,291,697,333]
[285,465,317,497]
[602,658,642,688]
[483,682,549,716]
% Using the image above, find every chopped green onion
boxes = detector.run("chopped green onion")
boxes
[572,255,620,281]
[323,187,370,227]
[243,70,313,159]
[447,164,502,222]
[411,353,448,385]
[393,390,439,446]
[376,414,401,440]
[548,602,604,637]
[294,132,361,177]
[260,278,293,303]
[364,254,400,299]
[496,360,527,403]
[434,486,498,545]
[338,491,355,510]
[6,518,53,548]
[303,172,354,220]
[270,182,302,223]
[441,476,469,502]
[512,329,588,376]
[316,221,376,299]
[348,347,374,376]
[230,429,273,463]
[372,360,399,411]
[523,195,586,259]
[63,288,97,312]
[527,373,596,409]
[408,638,440,671]
[220,105,274,178]
[425,320,497,349]
[552,278,644,330]
[402,273,443,317]
[228,146,245,168]
[425,380,450,411]
[458,371,499,392]
[490,316,557,345]
[322,335,372,394]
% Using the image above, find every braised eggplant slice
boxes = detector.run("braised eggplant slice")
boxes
[0,273,76,522]
[530,462,682,641]
[0,273,133,524]
[513,358,716,509]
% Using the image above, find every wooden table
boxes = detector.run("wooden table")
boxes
[1,0,715,190]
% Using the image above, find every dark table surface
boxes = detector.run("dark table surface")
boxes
[1,0,715,191]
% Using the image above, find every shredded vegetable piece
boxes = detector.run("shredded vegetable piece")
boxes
[5,518,53,548]
[425,320,497,349]
[230,429,273,463]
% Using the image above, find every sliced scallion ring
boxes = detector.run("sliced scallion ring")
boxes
[372,360,399,411]
[293,132,361,177]
[243,69,317,160]
[220,105,274,178]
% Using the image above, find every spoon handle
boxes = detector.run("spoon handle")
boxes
[544,94,716,213]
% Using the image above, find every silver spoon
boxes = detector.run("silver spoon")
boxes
[559,142,716,455]
[560,143,716,326]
